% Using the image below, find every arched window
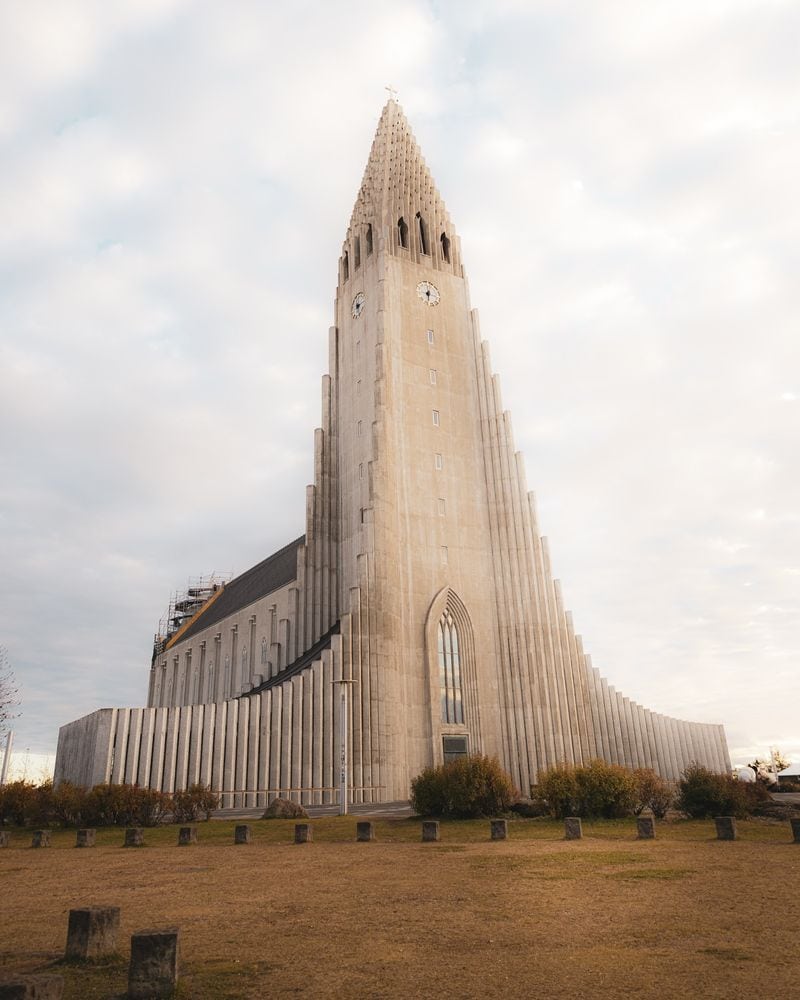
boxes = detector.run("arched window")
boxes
[342,251,349,281]
[438,611,464,724]
[366,223,373,255]
[440,232,451,263]
[261,637,268,665]
[416,212,429,255]
[398,217,408,249]
[354,236,361,270]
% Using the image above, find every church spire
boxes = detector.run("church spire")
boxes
[340,101,460,281]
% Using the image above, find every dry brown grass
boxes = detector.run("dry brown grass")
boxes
[1,816,799,998]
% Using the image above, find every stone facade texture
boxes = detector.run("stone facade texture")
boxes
[54,101,731,805]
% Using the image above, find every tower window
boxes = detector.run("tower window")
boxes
[427,329,434,345]
[357,420,363,436]
[359,462,364,480]
[354,237,361,270]
[416,212,429,255]
[366,223,373,255]
[261,637,268,665]
[398,216,408,249]
[435,453,443,470]
[440,232,451,263]
[438,498,446,516]
[441,545,448,564]
[342,251,349,281]
[438,610,464,724]
[432,409,440,426]
[429,369,437,385]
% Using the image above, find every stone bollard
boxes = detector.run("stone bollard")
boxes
[65,906,120,960]
[714,816,737,841]
[31,830,51,849]
[0,832,9,848]
[294,823,312,844]
[0,974,64,999]
[75,829,96,849]
[356,821,375,842]
[790,818,800,844]
[234,824,251,845]
[177,827,197,846]
[636,817,655,839]
[421,820,440,842]
[564,817,583,840]
[128,928,179,1000]
[124,828,144,848]
[490,819,508,841]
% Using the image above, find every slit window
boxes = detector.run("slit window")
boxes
[432,409,440,426]
[440,232,451,263]
[366,223,373,255]
[416,212,429,255]
[429,369,437,385]
[398,216,409,249]
[435,453,443,470]
[342,251,349,281]
[354,236,361,270]
[438,498,446,517]
[427,329,434,345]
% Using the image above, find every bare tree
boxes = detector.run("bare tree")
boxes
[0,646,19,739]
[748,748,790,786]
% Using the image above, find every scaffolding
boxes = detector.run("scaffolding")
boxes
[152,573,231,662]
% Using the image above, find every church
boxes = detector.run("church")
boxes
[54,100,731,805]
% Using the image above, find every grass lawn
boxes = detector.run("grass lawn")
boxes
[1,815,798,998]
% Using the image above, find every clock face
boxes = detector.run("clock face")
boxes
[416,281,440,306]
[351,292,365,319]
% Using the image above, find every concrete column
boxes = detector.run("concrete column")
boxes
[128,929,179,1000]
[65,907,120,960]
[245,694,260,809]
[234,696,250,809]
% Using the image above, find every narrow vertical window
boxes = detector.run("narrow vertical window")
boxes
[357,420,362,436]
[356,378,361,394]
[441,545,448,564]
[416,212,429,255]
[359,462,364,480]
[354,236,361,270]
[440,232,451,263]
[432,409,440,426]
[342,251,349,281]
[435,453,443,470]
[366,223,373,255]
[398,216,408,249]
[427,329,434,345]
[438,498,446,517]
[261,636,268,665]
[429,369,437,385]
[438,611,464,724]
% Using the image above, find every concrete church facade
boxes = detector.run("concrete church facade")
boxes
[55,101,731,805]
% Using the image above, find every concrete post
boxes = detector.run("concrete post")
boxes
[490,819,508,841]
[294,823,312,844]
[356,821,375,842]
[124,828,144,848]
[564,817,582,840]
[789,818,800,843]
[0,832,9,848]
[128,928,180,1000]
[0,975,64,999]
[714,816,737,840]
[177,827,197,846]
[31,831,50,848]
[421,820,440,842]
[75,829,96,848]
[234,824,251,845]
[65,907,120,960]
[636,817,655,839]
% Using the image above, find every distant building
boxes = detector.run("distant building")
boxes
[54,101,731,804]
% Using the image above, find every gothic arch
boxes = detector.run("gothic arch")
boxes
[424,587,482,762]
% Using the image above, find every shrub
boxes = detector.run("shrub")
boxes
[575,759,637,818]
[632,768,674,819]
[531,763,579,819]
[676,764,756,819]
[0,780,37,826]
[50,781,87,826]
[410,755,517,818]
[172,784,219,822]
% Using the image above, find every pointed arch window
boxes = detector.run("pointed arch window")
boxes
[440,232,451,263]
[398,216,409,249]
[354,236,361,270]
[366,223,373,255]
[416,212,429,255]
[438,611,464,724]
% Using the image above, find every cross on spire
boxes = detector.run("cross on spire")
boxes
[384,84,399,102]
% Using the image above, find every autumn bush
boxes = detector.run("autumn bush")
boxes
[631,768,674,819]
[533,760,638,819]
[676,764,765,819]
[410,755,517,818]
[172,784,220,822]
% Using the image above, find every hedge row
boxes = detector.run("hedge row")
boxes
[0,780,219,828]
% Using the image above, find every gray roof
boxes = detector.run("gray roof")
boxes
[175,535,304,645]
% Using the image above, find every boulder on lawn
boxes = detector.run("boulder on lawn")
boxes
[261,797,309,820]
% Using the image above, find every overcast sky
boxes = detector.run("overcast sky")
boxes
[1,0,797,777]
